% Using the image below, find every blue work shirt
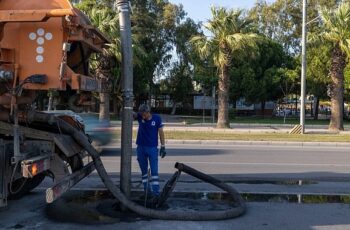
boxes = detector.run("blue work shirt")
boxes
[136,113,164,147]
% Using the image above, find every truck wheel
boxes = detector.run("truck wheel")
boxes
[8,173,46,200]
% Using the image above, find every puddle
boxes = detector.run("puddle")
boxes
[243,193,350,204]
[235,180,316,186]
[179,179,317,185]
[46,189,350,224]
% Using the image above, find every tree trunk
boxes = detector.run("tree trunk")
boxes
[47,96,53,111]
[313,97,319,120]
[329,44,346,132]
[113,96,118,114]
[171,102,177,115]
[261,101,266,118]
[295,94,298,117]
[310,100,313,117]
[99,92,110,122]
[217,65,230,128]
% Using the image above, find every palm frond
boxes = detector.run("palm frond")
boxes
[320,2,350,56]
[192,5,258,69]
[190,35,213,59]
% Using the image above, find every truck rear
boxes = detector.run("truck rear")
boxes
[0,0,109,208]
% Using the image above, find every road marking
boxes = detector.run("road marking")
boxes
[103,144,350,152]
[175,162,350,167]
[100,159,350,167]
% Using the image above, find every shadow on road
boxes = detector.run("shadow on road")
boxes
[100,148,232,157]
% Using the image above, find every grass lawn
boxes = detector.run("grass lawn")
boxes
[231,117,332,125]
[182,117,350,125]
[164,131,350,142]
[120,130,350,142]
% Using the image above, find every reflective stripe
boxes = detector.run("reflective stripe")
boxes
[151,181,159,185]
[142,179,148,183]
[142,174,148,178]
[151,176,159,179]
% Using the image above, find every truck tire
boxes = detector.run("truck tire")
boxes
[8,173,45,200]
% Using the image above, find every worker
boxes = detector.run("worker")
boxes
[135,104,166,198]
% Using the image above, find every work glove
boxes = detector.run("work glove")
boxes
[159,146,166,158]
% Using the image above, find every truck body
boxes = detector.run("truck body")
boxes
[0,0,109,208]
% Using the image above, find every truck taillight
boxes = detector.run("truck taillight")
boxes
[21,156,50,178]
[29,163,38,176]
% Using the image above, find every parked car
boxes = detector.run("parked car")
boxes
[275,108,291,117]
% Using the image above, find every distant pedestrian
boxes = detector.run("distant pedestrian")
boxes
[134,104,166,198]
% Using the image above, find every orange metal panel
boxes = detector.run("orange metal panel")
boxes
[0,0,108,92]
[0,48,15,64]
[0,9,74,22]
[0,0,73,11]
[0,23,20,64]
[0,11,47,22]
[18,18,65,90]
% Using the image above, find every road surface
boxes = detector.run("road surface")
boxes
[101,143,350,180]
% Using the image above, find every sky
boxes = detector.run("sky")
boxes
[168,0,275,23]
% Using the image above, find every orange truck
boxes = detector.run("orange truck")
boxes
[0,0,109,208]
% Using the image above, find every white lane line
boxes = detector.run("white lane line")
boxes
[100,160,350,167]
[103,144,350,152]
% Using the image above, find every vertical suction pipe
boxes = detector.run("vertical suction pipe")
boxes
[117,0,134,198]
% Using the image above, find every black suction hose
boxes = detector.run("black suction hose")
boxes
[31,112,246,220]
[175,162,246,208]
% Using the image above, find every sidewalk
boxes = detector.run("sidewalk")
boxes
[105,139,350,148]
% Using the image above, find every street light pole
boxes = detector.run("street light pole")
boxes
[300,0,307,134]
[211,67,215,124]
[117,0,133,198]
[212,85,215,124]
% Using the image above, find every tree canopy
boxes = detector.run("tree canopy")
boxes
[71,0,350,129]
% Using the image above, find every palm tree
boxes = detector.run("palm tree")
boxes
[320,3,350,132]
[191,7,258,128]
[88,8,120,122]
[87,7,145,120]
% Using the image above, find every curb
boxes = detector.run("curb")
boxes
[107,139,350,147]
[165,140,350,147]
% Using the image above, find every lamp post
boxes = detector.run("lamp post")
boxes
[204,61,216,125]
[300,0,307,134]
